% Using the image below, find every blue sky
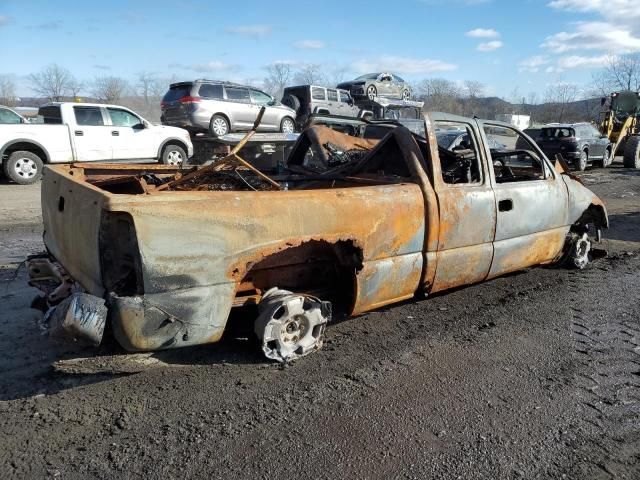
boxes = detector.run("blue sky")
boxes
[1,0,639,98]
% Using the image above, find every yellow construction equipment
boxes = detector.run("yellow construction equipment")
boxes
[599,90,640,168]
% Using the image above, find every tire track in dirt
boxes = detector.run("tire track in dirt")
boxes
[567,254,640,479]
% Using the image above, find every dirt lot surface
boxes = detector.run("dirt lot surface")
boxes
[0,164,639,479]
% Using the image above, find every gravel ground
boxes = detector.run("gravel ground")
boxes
[0,164,638,479]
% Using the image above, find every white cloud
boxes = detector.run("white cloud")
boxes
[466,28,500,38]
[352,55,457,74]
[293,40,325,49]
[518,55,549,72]
[477,40,503,52]
[225,25,271,37]
[556,54,610,69]
[541,22,640,53]
[543,1,640,55]
[548,0,640,24]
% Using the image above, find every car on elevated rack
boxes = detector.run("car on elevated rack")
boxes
[337,72,412,101]
[0,102,192,184]
[161,79,297,137]
[281,85,360,130]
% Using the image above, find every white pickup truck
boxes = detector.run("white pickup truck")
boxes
[0,102,193,184]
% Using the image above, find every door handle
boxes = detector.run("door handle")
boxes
[498,199,513,212]
[111,131,119,136]
[74,130,83,136]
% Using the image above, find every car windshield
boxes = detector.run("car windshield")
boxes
[354,73,380,81]
[541,127,574,139]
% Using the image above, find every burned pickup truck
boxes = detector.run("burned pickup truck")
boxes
[28,112,608,362]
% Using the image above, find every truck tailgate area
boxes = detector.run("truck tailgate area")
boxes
[41,166,108,296]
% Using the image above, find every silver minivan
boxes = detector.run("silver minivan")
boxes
[161,80,297,136]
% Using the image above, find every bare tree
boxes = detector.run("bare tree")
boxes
[328,67,348,86]
[29,64,75,101]
[263,63,291,99]
[0,75,18,106]
[68,78,84,100]
[92,76,130,103]
[542,82,578,123]
[293,64,327,86]
[462,80,485,115]
[592,54,640,93]
[150,75,176,99]
[464,80,485,99]
[417,78,463,115]
[137,71,158,105]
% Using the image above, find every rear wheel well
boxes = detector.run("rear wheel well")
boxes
[2,142,48,163]
[235,239,363,311]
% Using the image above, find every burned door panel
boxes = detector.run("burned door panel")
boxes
[478,121,570,278]
[428,116,497,293]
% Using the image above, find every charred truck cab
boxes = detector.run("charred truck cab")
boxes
[28,112,608,362]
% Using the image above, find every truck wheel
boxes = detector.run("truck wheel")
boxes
[209,115,229,137]
[366,85,377,100]
[623,136,640,169]
[565,233,591,270]
[254,288,331,363]
[577,150,588,171]
[280,117,295,133]
[161,144,186,165]
[402,89,411,100]
[281,94,300,112]
[3,151,43,185]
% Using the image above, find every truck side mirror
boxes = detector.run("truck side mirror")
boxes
[600,97,606,106]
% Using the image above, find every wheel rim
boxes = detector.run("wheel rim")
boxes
[282,119,294,133]
[211,118,228,136]
[367,86,376,99]
[14,158,38,179]
[166,150,183,165]
[255,288,329,362]
[403,90,410,100]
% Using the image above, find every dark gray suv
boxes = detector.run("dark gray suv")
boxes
[534,123,612,170]
[161,80,297,136]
